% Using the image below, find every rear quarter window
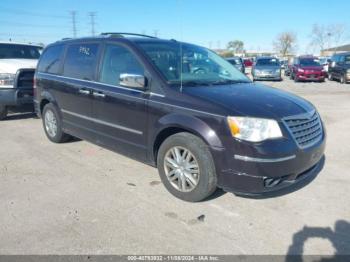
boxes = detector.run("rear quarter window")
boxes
[37,45,64,74]
[62,43,99,81]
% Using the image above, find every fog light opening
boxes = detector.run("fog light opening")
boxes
[264,177,282,188]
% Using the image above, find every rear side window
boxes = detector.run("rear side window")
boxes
[37,45,64,74]
[63,43,99,80]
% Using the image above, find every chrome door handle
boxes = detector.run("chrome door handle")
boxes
[79,89,90,95]
[93,92,106,98]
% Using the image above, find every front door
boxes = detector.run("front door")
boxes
[91,43,148,161]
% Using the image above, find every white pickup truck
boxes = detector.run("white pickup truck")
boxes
[0,42,43,120]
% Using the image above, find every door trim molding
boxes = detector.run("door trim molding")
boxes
[61,109,143,135]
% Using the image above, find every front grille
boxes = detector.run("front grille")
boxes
[283,111,323,148]
[15,69,35,89]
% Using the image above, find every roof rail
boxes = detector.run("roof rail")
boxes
[100,32,157,39]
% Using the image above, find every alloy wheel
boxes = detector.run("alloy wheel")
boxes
[44,109,58,138]
[163,146,200,192]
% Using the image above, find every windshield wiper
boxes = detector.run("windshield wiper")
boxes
[210,79,250,85]
[168,80,212,87]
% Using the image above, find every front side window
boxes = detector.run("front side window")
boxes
[137,42,250,87]
[256,58,280,66]
[0,44,42,59]
[99,44,144,86]
[37,45,64,74]
[63,43,99,80]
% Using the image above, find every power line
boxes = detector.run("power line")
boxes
[88,12,97,36]
[70,11,77,38]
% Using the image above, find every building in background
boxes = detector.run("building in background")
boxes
[321,44,350,56]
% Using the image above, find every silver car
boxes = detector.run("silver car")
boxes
[252,57,282,81]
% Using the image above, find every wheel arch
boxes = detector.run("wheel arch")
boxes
[151,113,224,165]
[39,91,58,116]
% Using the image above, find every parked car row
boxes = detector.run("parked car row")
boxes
[0,42,42,119]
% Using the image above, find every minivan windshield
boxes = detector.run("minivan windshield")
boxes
[299,58,320,67]
[0,44,42,59]
[256,58,280,66]
[137,41,250,86]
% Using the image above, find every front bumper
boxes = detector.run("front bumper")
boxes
[212,132,326,195]
[253,73,281,80]
[296,73,325,81]
[0,88,33,106]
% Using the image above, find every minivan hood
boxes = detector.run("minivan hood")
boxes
[183,83,314,119]
[0,59,38,74]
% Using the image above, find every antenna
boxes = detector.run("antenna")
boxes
[177,0,183,92]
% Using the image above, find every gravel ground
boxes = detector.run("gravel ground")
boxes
[0,75,349,256]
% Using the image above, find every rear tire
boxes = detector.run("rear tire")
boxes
[0,105,7,120]
[42,103,71,143]
[157,132,217,202]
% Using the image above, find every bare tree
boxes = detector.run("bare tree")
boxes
[273,32,297,57]
[310,24,329,51]
[310,23,347,52]
[227,40,244,54]
[329,24,347,51]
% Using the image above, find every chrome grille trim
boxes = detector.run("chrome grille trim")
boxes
[283,110,323,148]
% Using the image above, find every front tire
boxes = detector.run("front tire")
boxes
[328,73,333,81]
[340,74,346,84]
[42,103,71,143]
[0,105,7,120]
[157,132,217,202]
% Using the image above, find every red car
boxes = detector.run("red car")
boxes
[291,56,325,82]
[243,58,253,67]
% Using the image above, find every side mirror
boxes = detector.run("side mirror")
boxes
[120,73,146,89]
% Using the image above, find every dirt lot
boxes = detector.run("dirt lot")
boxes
[0,76,350,256]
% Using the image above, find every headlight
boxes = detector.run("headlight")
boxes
[227,116,283,142]
[0,73,15,88]
[275,69,281,73]
[297,68,304,73]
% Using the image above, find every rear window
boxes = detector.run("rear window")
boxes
[63,43,99,81]
[256,58,279,66]
[37,45,64,74]
[0,44,42,59]
[227,58,241,65]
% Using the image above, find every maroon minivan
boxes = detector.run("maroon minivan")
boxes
[34,34,326,202]
[291,56,325,82]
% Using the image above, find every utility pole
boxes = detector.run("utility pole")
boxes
[88,12,96,36]
[70,11,77,38]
